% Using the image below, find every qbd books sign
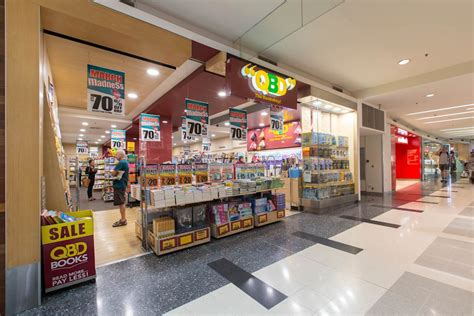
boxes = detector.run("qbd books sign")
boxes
[140,113,161,142]
[270,105,284,133]
[185,99,208,137]
[87,64,125,116]
[111,129,126,150]
[229,108,247,140]
[76,141,89,155]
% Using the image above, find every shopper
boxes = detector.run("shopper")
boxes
[85,159,97,201]
[112,150,129,227]
[438,147,449,182]
[449,150,456,173]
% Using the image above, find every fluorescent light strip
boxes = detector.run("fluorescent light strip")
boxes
[415,111,472,120]
[441,126,474,131]
[444,130,474,134]
[424,116,474,124]
[407,103,474,116]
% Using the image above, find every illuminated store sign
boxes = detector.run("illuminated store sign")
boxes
[397,136,408,144]
[241,64,296,97]
[397,128,408,136]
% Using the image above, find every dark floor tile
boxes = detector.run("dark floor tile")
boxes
[292,231,363,254]
[371,204,424,212]
[339,215,401,228]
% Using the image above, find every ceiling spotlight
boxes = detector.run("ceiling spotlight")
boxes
[259,123,265,127]
[173,143,177,146]
[217,91,227,97]
[211,134,216,137]
[82,122,89,126]
[171,136,174,139]
[95,142,98,144]
[162,120,168,124]
[224,122,230,126]
[79,134,84,137]
[111,124,117,128]
[425,93,434,98]
[147,68,160,76]
[97,139,101,142]
[80,128,86,132]
[101,135,105,138]
[77,138,83,141]
[398,59,410,65]
[261,111,268,116]
[133,138,137,140]
[313,100,322,106]
[105,130,110,134]
[128,93,138,99]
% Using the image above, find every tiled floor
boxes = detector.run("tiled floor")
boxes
[22,177,474,315]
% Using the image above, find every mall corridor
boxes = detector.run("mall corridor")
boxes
[23,177,473,315]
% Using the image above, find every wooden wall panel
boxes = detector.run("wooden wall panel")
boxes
[6,0,42,267]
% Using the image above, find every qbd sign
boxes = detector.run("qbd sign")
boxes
[241,63,296,97]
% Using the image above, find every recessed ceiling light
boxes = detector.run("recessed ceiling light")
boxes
[77,138,83,141]
[261,111,268,116]
[398,59,410,65]
[97,139,101,142]
[101,135,105,138]
[211,134,216,137]
[173,143,176,146]
[133,138,137,140]
[162,120,168,124]
[147,68,160,76]
[128,93,138,99]
[217,91,226,97]
[171,136,174,139]
[425,116,474,124]
[224,122,230,126]
[82,122,89,126]
[79,134,84,137]
[259,123,265,127]
[425,93,434,98]
[95,142,98,144]
[105,130,110,134]
[313,100,322,106]
[407,103,474,116]
[80,128,86,132]
[111,124,117,128]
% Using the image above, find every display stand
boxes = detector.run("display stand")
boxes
[210,216,254,238]
[254,209,285,227]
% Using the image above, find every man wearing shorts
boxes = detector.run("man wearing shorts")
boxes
[112,150,129,227]
[438,147,449,183]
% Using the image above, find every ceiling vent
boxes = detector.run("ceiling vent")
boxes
[120,0,136,7]
[332,86,344,93]
[362,103,385,132]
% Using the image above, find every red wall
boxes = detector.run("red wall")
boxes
[395,135,421,179]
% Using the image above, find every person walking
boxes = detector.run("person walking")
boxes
[112,150,129,227]
[449,150,456,174]
[438,147,449,183]
[85,159,97,201]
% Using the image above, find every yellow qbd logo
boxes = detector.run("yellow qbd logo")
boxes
[241,64,296,97]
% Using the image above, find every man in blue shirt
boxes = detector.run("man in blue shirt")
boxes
[112,150,129,227]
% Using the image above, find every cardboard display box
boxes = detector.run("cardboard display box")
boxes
[210,216,254,239]
[254,209,285,227]
[148,227,210,256]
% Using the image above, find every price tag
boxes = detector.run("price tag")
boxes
[185,99,208,137]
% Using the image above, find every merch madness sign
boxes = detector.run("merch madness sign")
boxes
[87,64,125,116]
[185,99,209,137]
[229,108,247,141]
[111,129,126,150]
[140,113,161,142]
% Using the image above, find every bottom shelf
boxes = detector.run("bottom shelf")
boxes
[148,227,211,256]
[301,193,358,212]
[210,216,254,239]
[254,209,285,227]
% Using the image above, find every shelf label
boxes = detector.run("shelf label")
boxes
[160,238,176,251]
[258,214,268,223]
[111,129,126,151]
[277,210,285,218]
[177,164,193,185]
[270,105,284,133]
[229,108,247,141]
[76,141,89,155]
[194,229,209,241]
[185,99,208,137]
[243,218,253,228]
[87,64,125,116]
[140,113,160,142]
[231,221,241,231]
[218,224,229,236]
[159,164,176,186]
[178,234,193,246]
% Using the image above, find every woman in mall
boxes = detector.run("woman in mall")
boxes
[438,147,449,183]
[85,159,97,201]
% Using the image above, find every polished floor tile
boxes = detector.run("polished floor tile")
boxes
[459,206,474,217]
[443,217,474,238]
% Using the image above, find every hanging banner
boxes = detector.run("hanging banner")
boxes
[181,116,192,141]
[185,99,208,137]
[139,113,161,142]
[87,64,125,116]
[270,105,284,134]
[229,108,247,141]
[89,146,99,157]
[202,137,211,153]
[76,141,89,155]
[111,129,126,150]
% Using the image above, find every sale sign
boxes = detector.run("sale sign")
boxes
[160,164,177,186]
[87,64,125,116]
[76,141,89,155]
[202,137,211,152]
[270,105,284,133]
[185,99,208,137]
[111,129,126,150]
[229,108,247,140]
[177,164,193,185]
[41,210,96,292]
[140,113,161,142]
